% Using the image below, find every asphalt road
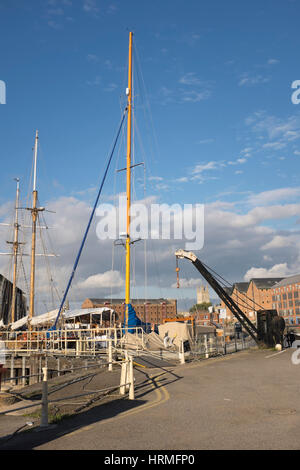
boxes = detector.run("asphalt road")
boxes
[1,348,300,450]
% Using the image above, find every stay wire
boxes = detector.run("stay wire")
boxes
[53,107,128,328]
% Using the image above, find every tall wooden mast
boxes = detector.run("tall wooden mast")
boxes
[125,32,133,327]
[10,178,20,324]
[28,130,44,324]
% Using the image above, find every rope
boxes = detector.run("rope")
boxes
[52,107,128,329]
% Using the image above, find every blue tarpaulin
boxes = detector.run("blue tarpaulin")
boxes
[123,303,152,333]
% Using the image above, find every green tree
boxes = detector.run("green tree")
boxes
[189,302,212,313]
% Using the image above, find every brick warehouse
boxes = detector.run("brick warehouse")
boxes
[220,277,284,324]
[271,274,300,325]
[81,298,177,325]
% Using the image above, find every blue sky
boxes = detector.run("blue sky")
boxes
[1,0,300,312]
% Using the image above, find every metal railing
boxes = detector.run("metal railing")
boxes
[0,352,135,428]
[0,326,145,355]
[189,332,255,360]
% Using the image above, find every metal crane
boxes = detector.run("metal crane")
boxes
[175,249,285,347]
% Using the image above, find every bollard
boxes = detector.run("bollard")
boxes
[41,367,49,427]
[128,356,135,400]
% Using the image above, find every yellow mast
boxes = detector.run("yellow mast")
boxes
[125,32,133,327]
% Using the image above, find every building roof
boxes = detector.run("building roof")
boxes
[233,282,249,293]
[272,274,300,288]
[223,287,233,296]
[250,278,284,289]
[85,298,176,305]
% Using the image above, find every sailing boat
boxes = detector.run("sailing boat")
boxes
[0,178,27,325]
[51,32,149,332]
[0,131,58,329]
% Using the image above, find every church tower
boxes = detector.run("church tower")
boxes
[197,285,210,304]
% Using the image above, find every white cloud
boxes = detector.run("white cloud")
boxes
[77,270,124,289]
[244,263,293,281]
[149,176,163,181]
[179,73,203,86]
[239,73,270,86]
[171,278,200,288]
[247,187,300,206]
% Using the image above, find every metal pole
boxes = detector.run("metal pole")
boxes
[125,32,133,328]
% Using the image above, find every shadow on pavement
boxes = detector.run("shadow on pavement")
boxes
[0,363,183,450]
[0,396,146,450]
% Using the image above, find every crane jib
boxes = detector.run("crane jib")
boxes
[191,258,258,343]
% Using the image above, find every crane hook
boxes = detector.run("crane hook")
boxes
[176,256,180,288]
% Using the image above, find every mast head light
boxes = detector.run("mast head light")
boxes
[126,87,130,96]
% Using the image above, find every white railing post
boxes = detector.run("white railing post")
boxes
[41,367,48,427]
[129,356,135,400]
[120,360,127,395]
[108,339,113,372]
[179,340,185,364]
[10,355,14,384]
[22,356,26,387]
[204,334,209,358]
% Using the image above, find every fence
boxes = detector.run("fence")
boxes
[0,351,135,428]
[0,327,145,355]
[189,332,255,360]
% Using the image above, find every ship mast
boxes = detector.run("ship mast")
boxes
[28,130,44,324]
[10,178,20,324]
[125,32,133,328]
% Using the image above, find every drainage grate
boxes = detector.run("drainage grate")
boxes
[269,409,297,415]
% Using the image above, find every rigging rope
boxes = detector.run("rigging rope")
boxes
[52,107,128,329]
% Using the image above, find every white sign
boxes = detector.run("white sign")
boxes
[219,309,227,319]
